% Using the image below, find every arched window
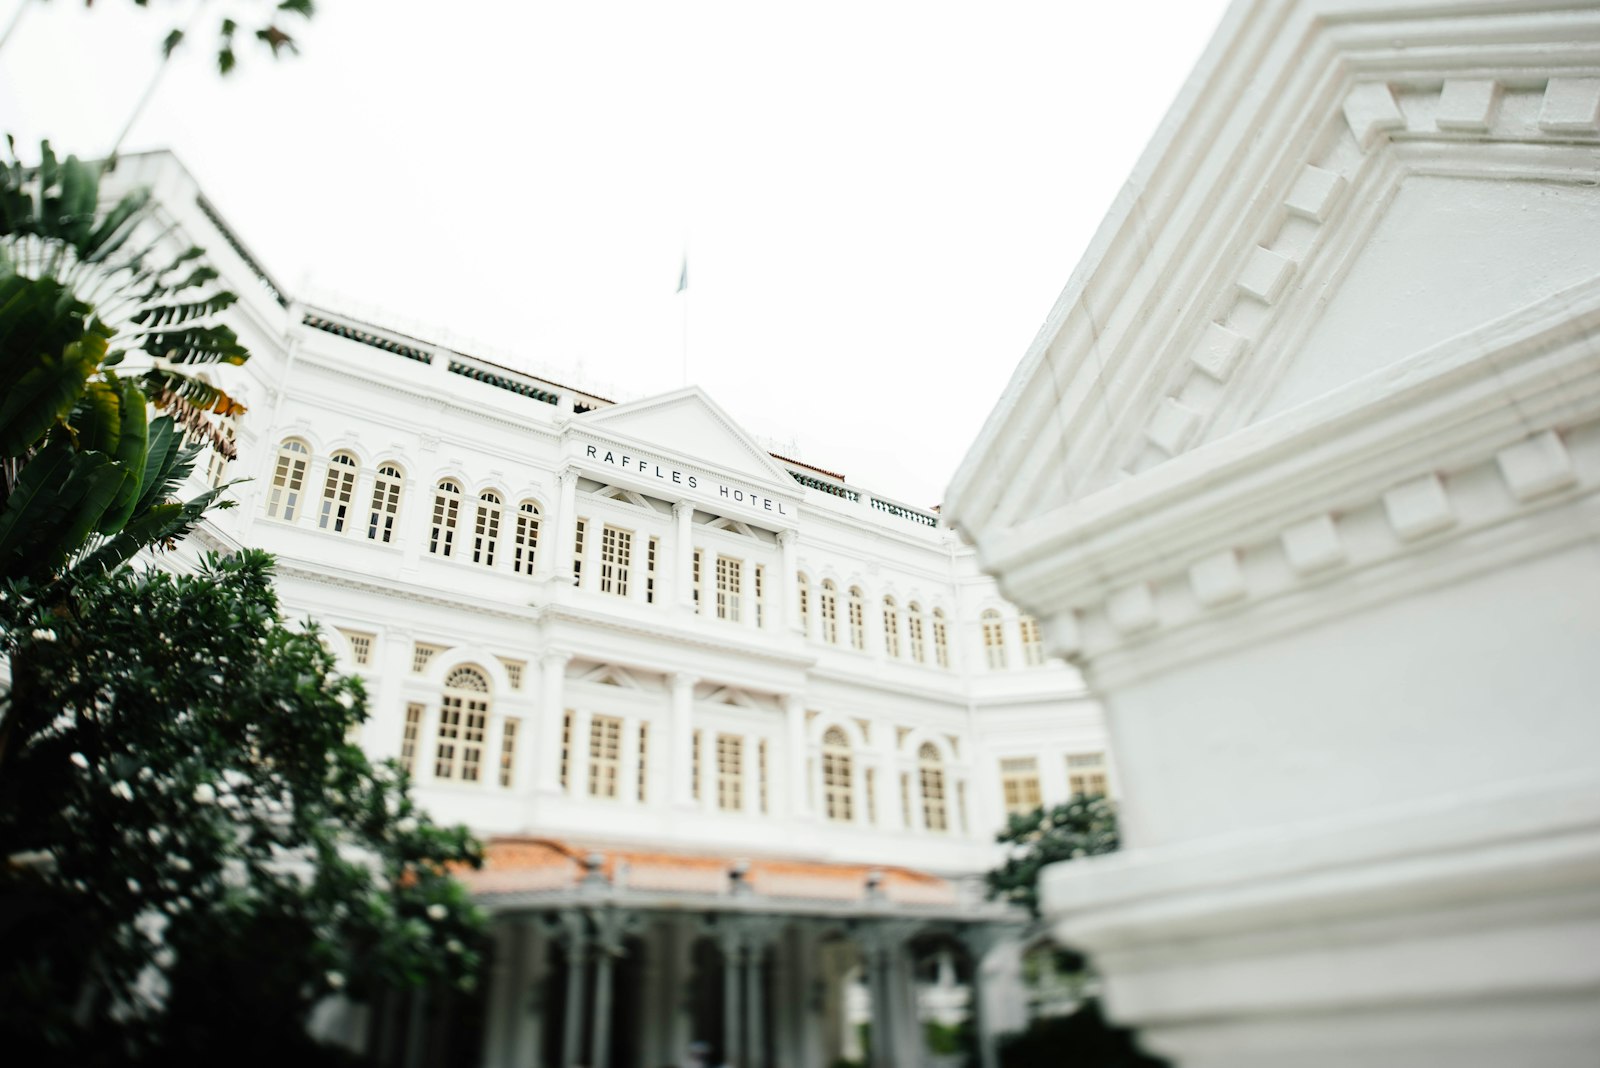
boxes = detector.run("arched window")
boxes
[797,572,811,633]
[908,602,926,663]
[266,438,310,520]
[512,500,540,574]
[429,479,462,557]
[435,666,490,782]
[1020,615,1045,666]
[847,587,866,650]
[318,451,359,532]
[918,741,948,832]
[822,727,854,822]
[819,580,839,644]
[882,596,901,658]
[368,463,404,543]
[473,490,502,566]
[932,608,951,669]
[981,609,1007,671]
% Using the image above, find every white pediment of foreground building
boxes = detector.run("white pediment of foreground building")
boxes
[575,385,795,490]
[947,1,1600,558]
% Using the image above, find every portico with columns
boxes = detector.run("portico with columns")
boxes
[404,847,1023,1068]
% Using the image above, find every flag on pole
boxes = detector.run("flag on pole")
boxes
[676,255,688,293]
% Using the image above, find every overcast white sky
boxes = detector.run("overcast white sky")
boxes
[1,0,1230,508]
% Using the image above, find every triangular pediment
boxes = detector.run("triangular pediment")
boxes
[579,387,791,486]
[1243,173,1600,427]
[577,664,642,689]
[946,14,1600,549]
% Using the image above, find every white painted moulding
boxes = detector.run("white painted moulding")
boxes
[1189,550,1247,607]
[1342,82,1405,150]
[1236,246,1295,305]
[1435,79,1500,132]
[1284,165,1345,223]
[1382,474,1455,541]
[1145,397,1203,455]
[1106,583,1157,634]
[1496,431,1576,502]
[1280,514,1345,574]
[1191,322,1250,381]
[1538,78,1600,133]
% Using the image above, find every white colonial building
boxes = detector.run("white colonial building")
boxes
[947,2,1600,1066]
[110,151,1110,1068]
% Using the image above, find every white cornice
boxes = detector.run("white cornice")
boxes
[946,0,1600,543]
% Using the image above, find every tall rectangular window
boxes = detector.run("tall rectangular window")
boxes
[900,772,913,828]
[692,550,703,613]
[921,763,948,832]
[715,556,742,621]
[754,565,765,626]
[435,691,486,782]
[559,711,573,789]
[499,718,519,787]
[1000,757,1043,817]
[472,493,501,566]
[637,722,650,802]
[600,525,632,596]
[646,537,659,604]
[982,611,1008,671]
[589,715,622,798]
[757,739,769,814]
[1020,615,1045,666]
[400,703,424,774]
[429,481,462,557]
[1067,752,1108,797]
[797,575,810,633]
[319,454,357,532]
[512,502,540,573]
[691,730,703,800]
[716,733,744,812]
[573,518,587,583]
[368,465,404,543]
[864,766,877,824]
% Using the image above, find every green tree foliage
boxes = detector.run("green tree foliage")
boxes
[0,139,248,591]
[0,550,485,1063]
[26,0,318,75]
[997,1000,1167,1068]
[985,795,1120,917]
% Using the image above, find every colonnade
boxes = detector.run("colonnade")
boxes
[463,906,1012,1068]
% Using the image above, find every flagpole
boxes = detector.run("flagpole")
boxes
[677,250,689,387]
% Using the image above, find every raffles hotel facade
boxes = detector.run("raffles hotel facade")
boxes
[123,152,1113,1068]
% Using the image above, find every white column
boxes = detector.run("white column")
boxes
[537,652,570,793]
[879,728,906,832]
[722,931,745,1067]
[414,699,440,787]
[549,467,579,584]
[778,529,799,633]
[785,694,810,819]
[666,917,693,1059]
[673,501,695,610]
[671,673,696,806]
[746,936,766,1068]
[510,919,548,1067]
[481,920,519,1067]
[620,717,642,807]
[701,725,718,814]
[741,557,757,631]
[742,731,759,815]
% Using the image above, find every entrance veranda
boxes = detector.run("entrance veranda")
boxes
[360,843,1023,1068]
